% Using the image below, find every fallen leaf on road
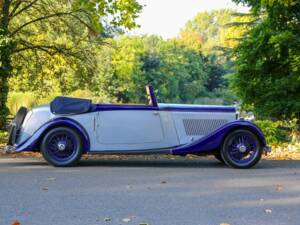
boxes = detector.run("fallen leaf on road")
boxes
[122,218,131,223]
[264,208,272,213]
[104,217,111,222]
[11,220,20,225]
[275,185,283,192]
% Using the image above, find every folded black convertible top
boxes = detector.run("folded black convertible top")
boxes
[50,96,92,115]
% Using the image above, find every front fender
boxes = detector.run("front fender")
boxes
[15,117,90,152]
[172,120,267,155]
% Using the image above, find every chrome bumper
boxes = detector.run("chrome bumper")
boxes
[4,145,16,154]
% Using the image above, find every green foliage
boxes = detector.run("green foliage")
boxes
[177,9,252,106]
[0,130,7,144]
[68,89,111,103]
[230,0,300,120]
[7,92,37,115]
[0,0,142,129]
[180,9,253,54]
[86,35,235,105]
[7,33,236,110]
[6,89,113,116]
[255,119,299,144]
[7,0,141,98]
[256,120,288,144]
[180,9,234,54]
[73,0,142,32]
[204,55,227,92]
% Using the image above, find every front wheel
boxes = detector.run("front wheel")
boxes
[221,129,263,169]
[41,127,83,167]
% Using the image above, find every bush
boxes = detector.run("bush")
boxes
[255,119,299,145]
[69,89,114,103]
[37,91,62,105]
[0,131,8,145]
[6,90,114,118]
[7,92,38,115]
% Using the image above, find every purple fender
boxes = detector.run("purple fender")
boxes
[15,117,90,152]
[171,120,267,155]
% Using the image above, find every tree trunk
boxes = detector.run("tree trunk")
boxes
[0,71,9,129]
[0,0,11,130]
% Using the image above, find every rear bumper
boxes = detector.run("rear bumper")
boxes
[4,145,16,154]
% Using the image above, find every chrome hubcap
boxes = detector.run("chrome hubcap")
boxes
[57,141,66,151]
[237,143,247,153]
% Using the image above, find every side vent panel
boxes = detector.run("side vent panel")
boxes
[183,119,227,136]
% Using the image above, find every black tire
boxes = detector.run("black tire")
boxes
[41,127,82,167]
[221,129,263,169]
[214,153,224,163]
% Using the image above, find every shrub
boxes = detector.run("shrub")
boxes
[0,131,8,144]
[6,90,114,118]
[7,92,38,115]
[69,89,114,103]
[255,119,299,145]
[37,91,62,105]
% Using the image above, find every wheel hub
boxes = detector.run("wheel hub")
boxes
[237,143,247,153]
[57,141,67,151]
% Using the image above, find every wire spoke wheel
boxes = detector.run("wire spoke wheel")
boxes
[46,132,76,161]
[221,129,262,168]
[41,127,82,166]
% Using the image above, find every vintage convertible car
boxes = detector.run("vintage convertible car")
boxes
[6,86,270,168]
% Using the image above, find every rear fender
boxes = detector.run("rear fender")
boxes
[15,117,90,152]
[172,120,267,155]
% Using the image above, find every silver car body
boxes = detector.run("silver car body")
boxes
[17,104,236,153]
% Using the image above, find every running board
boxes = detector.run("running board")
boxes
[87,149,171,155]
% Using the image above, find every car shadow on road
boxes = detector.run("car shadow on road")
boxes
[79,158,227,168]
[77,158,300,169]
[1,157,300,169]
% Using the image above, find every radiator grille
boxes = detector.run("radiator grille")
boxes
[183,119,227,136]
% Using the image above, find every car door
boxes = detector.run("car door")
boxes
[95,110,165,151]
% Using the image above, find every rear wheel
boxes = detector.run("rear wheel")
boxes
[221,129,263,169]
[41,127,82,167]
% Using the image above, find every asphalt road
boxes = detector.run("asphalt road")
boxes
[0,157,300,225]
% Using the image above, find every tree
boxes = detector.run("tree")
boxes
[0,0,142,129]
[178,9,252,105]
[231,0,300,119]
[180,9,236,55]
[204,54,227,92]
[92,35,210,104]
